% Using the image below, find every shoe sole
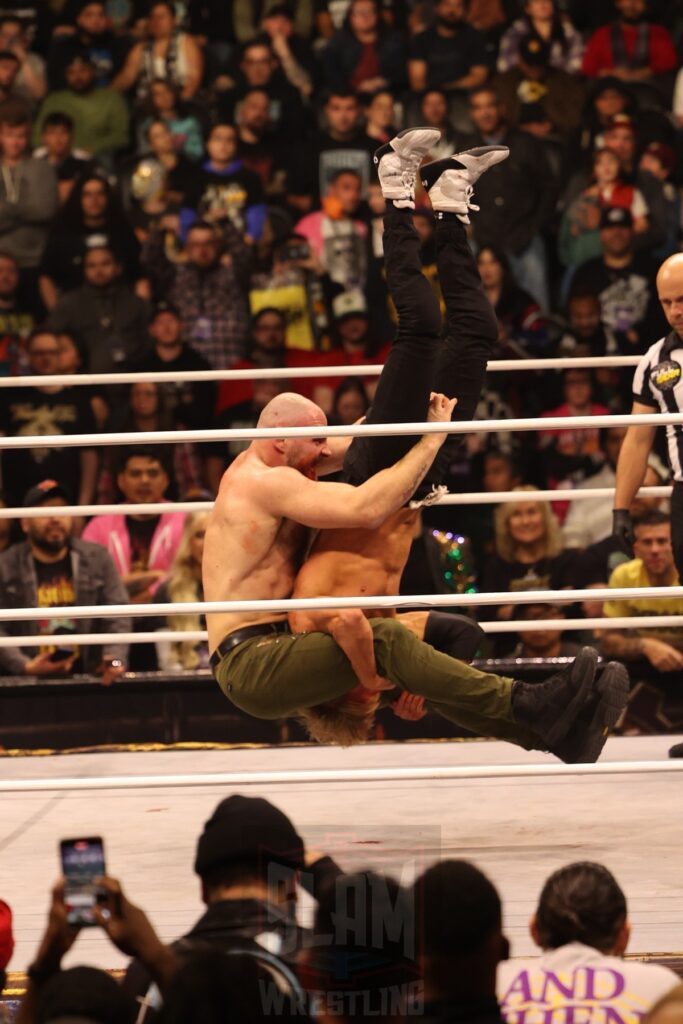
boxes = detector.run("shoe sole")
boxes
[561,662,630,764]
[543,646,599,748]
[375,127,440,165]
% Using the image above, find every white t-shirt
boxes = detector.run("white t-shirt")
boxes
[497,943,679,1024]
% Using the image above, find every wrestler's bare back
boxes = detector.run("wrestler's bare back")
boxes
[203,449,310,651]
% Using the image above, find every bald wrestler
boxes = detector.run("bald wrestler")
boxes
[614,253,683,577]
[203,134,628,764]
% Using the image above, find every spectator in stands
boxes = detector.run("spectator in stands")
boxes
[47,1,129,89]
[481,489,574,615]
[126,300,215,431]
[101,382,204,502]
[362,88,396,144]
[0,49,27,113]
[183,122,266,241]
[637,141,679,262]
[477,246,548,357]
[54,329,108,428]
[497,0,584,74]
[459,85,558,310]
[0,106,57,280]
[412,860,508,1023]
[575,78,635,159]
[83,447,186,605]
[323,0,406,94]
[33,112,93,205]
[414,88,457,160]
[46,245,150,373]
[40,173,141,308]
[234,87,286,190]
[408,0,488,97]
[0,15,46,103]
[34,52,131,160]
[581,0,677,87]
[0,249,39,374]
[499,862,679,1024]
[250,234,325,352]
[218,37,307,138]
[260,2,317,98]
[563,427,627,548]
[570,206,666,353]
[329,377,369,425]
[142,218,250,369]
[112,0,204,102]
[512,602,582,659]
[126,120,196,236]
[124,795,322,1006]
[154,510,209,672]
[137,77,203,161]
[539,369,610,490]
[0,478,129,680]
[295,168,367,296]
[0,329,98,508]
[300,870,415,1021]
[601,510,683,673]
[494,35,585,143]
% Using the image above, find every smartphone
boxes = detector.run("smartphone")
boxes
[60,837,105,927]
[49,646,73,663]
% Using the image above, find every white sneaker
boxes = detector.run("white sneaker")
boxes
[374,127,442,209]
[421,145,510,224]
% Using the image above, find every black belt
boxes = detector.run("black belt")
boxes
[210,621,291,671]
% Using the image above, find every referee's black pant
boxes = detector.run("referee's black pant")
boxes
[342,204,498,496]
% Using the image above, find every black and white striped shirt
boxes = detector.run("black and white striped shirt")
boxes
[632,331,683,481]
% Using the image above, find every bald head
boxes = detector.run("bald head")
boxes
[257,392,327,429]
[657,255,683,336]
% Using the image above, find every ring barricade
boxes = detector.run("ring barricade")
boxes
[0,585,681,622]
[0,354,643,390]
[0,761,681,793]
[0,410,682,450]
[6,486,674,519]
[0,614,680,648]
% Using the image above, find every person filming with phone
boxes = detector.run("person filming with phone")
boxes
[0,479,130,683]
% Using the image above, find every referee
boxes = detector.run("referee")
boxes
[613,253,683,575]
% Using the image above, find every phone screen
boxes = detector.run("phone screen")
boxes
[60,837,105,927]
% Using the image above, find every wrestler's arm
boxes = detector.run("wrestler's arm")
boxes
[262,396,455,529]
[315,418,364,476]
[290,606,390,692]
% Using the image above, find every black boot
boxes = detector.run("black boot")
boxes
[551,661,630,764]
[511,647,599,748]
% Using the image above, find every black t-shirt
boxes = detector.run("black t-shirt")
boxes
[0,386,96,505]
[41,220,142,291]
[409,25,488,89]
[185,165,264,236]
[125,516,160,572]
[286,130,376,202]
[480,551,576,596]
[570,256,667,352]
[47,30,130,88]
[0,293,41,375]
[34,551,82,668]
[570,536,631,589]
[124,345,216,429]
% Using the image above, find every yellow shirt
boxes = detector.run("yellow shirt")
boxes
[604,559,683,648]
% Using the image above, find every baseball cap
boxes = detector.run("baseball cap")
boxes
[519,34,550,66]
[0,900,13,972]
[194,795,305,877]
[151,299,181,321]
[600,206,633,230]
[23,480,71,508]
[642,141,675,175]
[332,289,368,321]
[605,113,635,135]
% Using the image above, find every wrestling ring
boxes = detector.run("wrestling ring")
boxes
[2,353,683,972]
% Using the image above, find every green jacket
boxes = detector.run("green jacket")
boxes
[34,87,130,155]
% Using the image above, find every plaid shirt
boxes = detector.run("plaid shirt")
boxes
[497,18,584,74]
[142,226,251,369]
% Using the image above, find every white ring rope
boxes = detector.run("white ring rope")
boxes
[0,354,642,390]
[0,761,680,793]
[0,410,681,450]
[0,615,680,649]
[0,586,682,623]
[7,487,673,519]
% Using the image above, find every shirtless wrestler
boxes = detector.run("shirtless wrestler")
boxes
[203,343,627,761]
[283,130,630,756]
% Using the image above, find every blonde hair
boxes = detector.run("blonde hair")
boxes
[167,511,209,669]
[494,486,563,562]
[299,696,378,746]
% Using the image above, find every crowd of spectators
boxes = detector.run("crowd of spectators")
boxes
[1,794,682,1023]
[0,0,680,682]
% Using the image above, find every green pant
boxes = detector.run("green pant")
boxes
[213,618,543,751]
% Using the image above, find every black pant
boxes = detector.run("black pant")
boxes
[671,481,683,581]
[342,205,498,490]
